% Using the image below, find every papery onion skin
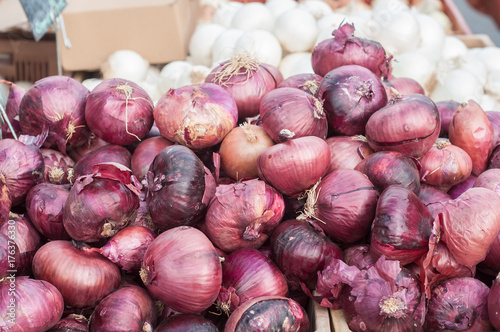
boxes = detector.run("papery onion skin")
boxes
[154,83,238,149]
[32,240,121,308]
[449,100,494,176]
[131,136,173,184]
[371,185,433,266]
[473,168,500,196]
[146,145,213,231]
[311,23,391,78]
[47,314,89,332]
[203,178,285,252]
[0,233,19,279]
[68,133,110,163]
[326,135,374,173]
[259,87,328,142]
[343,244,376,270]
[365,94,440,159]
[316,64,388,136]
[89,284,157,332]
[418,183,450,219]
[270,219,343,289]
[425,277,492,331]
[383,77,425,96]
[277,73,323,95]
[26,183,71,240]
[304,169,378,244]
[257,136,330,197]
[85,78,154,145]
[223,296,309,332]
[355,150,421,195]
[41,148,75,185]
[141,226,222,314]
[447,174,477,199]
[438,187,500,267]
[489,274,500,331]
[436,100,460,138]
[155,314,219,332]
[0,277,64,332]
[73,144,132,179]
[18,75,90,153]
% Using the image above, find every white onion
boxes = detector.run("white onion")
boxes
[212,1,244,27]
[486,69,500,97]
[234,29,283,67]
[188,23,226,67]
[177,65,211,88]
[474,47,500,73]
[430,69,484,104]
[316,13,368,40]
[81,78,103,91]
[101,49,149,82]
[278,52,314,79]
[230,3,275,32]
[440,36,468,61]
[391,52,436,93]
[273,8,319,53]
[139,66,163,103]
[296,0,333,20]
[479,93,500,112]
[456,53,489,86]
[159,61,193,92]
[316,13,349,33]
[266,0,297,18]
[415,13,445,65]
[211,28,244,66]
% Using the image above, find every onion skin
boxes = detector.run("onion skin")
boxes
[223,296,309,332]
[436,100,460,138]
[365,94,440,159]
[325,135,374,173]
[153,83,238,149]
[487,110,500,147]
[146,145,212,231]
[438,187,500,267]
[0,277,64,332]
[19,75,90,153]
[303,169,378,244]
[355,150,421,195]
[473,168,500,196]
[277,73,323,95]
[343,244,376,270]
[447,174,477,199]
[219,123,275,180]
[40,148,75,185]
[489,274,500,331]
[47,314,88,332]
[73,144,132,179]
[131,136,173,183]
[89,284,157,332]
[259,87,328,142]
[270,219,343,289]
[418,183,450,219]
[419,140,473,192]
[0,233,19,279]
[155,314,219,332]
[141,226,222,314]
[203,178,285,252]
[489,144,500,169]
[26,183,71,240]
[425,277,492,331]
[218,248,288,313]
[85,78,154,145]
[449,100,494,176]
[68,133,110,163]
[316,64,388,136]
[370,185,433,266]
[257,136,330,197]
[383,77,425,96]
[32,240,121,308]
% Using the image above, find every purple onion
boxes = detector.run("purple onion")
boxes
[277,73,323,95]
[383,76,425,96]
[73,144,132,179]
[343,244,375,270]
[447,174,477,199]
[479,232,500,276]
[473,168,500,195]
[131,136,173,184]
[418,183,451,218]
[489,144,500,169]
[47,314,89,332]
[129,199,157,233]
[487,111,500,147]
[0,233,19,279]
[40,148,75,185]
[155,314,219,332]
[436,100,460,138]
[489,273,500,331]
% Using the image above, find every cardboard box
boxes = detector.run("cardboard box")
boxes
[55,0,201,71]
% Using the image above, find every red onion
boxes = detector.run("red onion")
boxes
[257,136,330,197]
[146,145,215,231]
[480,232,500,276]
[0,80,24,138]
[140,226,222,313]
[311,23,391,78]
[489,144,500,169]
[155,314,219,332]
[299,169,378,244]
[41,148,75,184]
[219,123,275,180]
[365,94,440,158]
[26,183,71,240]
[316,64,388,136]
[32,240,121,308]
[89,284,157,332]
[260,87,328,142]
[224,296,309,332]
[19,76,90,153]
[0,233,19,279]
[489,274,500,331]
[0,212,41,275]
[73,144,132,179]
[85,78,154,145]
[205,52,281,118]
[355,150,421,195]
[0,276,64,331]
[370,185,433,265]
[418,183,450,218]
[487,110,500,147]
[425,277,492,331]
[270,219,343,289]
[436,100,459,138]
[383,77,425,96]
[92,225,156,273]
[217,248,288,314]
[449,100,494,176]
[447,174,477,199]
[325,135,374,173]
[153,83,238,149]
[277,73,323,95]
[0,138,44,206]
[63,163,140,242]
[419,140,473,191]
[437,187,500,267]
[129,199,157,233]
[131,136,173,184]
[473,168,500,196]
[343,244,376,270]
[68,133,110,163]
[47,314,88,332]
[202,178,284,252]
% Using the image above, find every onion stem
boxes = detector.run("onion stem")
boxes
[379,296,407,318]
[213,52,260,87]
[297,180,325,224]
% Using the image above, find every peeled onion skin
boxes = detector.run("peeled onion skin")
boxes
[325,135,374,173]
[365,94,441,159]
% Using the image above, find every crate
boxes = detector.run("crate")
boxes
[309,299,352,332]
